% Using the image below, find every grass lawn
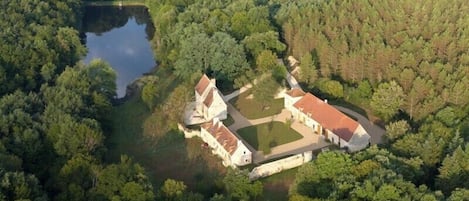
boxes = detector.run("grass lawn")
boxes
[261,167,299,201]
[237,122,303,154]
[106,68,227,197]
[229,90,284,119]
[106,94,227,196]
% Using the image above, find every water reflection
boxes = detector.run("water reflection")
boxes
[82,6,156,98]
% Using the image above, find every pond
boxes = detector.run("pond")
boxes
[82,6,156,98]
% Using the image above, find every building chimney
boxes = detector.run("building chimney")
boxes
[324,99,328,104]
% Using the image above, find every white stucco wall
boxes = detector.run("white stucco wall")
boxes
[284,95,303,112]
[178,123,201,138]
[195,90,202,102]
[347,125,371,152]
[207,92,227,121]
[327,131,340,146]
[339,138,349,149]
[249,151,313,180]
[231,141,252,166]
[200,127,232,167]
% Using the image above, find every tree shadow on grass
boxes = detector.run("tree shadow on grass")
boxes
[150,130,225,198]
[238,126,260,151]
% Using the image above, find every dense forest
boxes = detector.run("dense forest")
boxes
[1,0,469,200]
[1,1,155,200]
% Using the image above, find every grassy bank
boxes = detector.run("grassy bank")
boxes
[106,91,226,195]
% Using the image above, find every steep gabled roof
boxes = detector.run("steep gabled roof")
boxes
[203,88,214,107]
[195,74,211,95]
[293,93,359,141]
[286,88,306,97]
[201,121,238,155]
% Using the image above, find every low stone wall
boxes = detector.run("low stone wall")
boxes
[249,151,313,180]
[177,123,200,138]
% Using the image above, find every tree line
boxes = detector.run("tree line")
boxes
[276,0,469,200]
[0,1,156,200]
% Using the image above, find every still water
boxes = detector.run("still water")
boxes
[82,6,156,98]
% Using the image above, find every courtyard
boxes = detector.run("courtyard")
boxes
[237,121,303,154]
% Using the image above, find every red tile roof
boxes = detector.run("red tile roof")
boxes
[286,88,306,97]
[195,74,211,95]
[201,121,238,155]
[293,93,359,141]
[203,88,214,107]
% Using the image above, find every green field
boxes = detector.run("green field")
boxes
[261,167,299,201]
[106,94,227,195]
[229,90,284,119]
[237,122,303,154]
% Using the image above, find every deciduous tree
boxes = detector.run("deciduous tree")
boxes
[370,81,404,121]
[223,168,262,201]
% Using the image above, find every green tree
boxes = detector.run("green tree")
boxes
[370,81,404,121]
[223,168,263,201]
[141,76,160,110]
[209,32,249,81]
[252,74,280,110]
[0,170,48,201]
[0,0,84,95]
[256,50,278,73]
[55,154,98,201]
[448,188,469,201]
[46,114,104,157]
[174,33,211,79]
[291,151,353,199]
[317,79,344,98]
[385,120,410,141]
[356,80,372,99]
[174,32,248,81]
[0,91,46,173]
[56,27,87,69]
[85,59,117,100]
[209,194,227,201]
[435,106,460,127]
[350,169,437,201]
[437,144,469,195]
[298,53,318,88]
[158,179,187,201]
[92,156,154,201]
[242,31,286,57]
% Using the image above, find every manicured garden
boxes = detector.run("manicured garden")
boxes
[229,90,284,119]
[237,121,303,154]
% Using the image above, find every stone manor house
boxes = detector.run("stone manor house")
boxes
[183,75,371,168]
[284,88,371,152]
